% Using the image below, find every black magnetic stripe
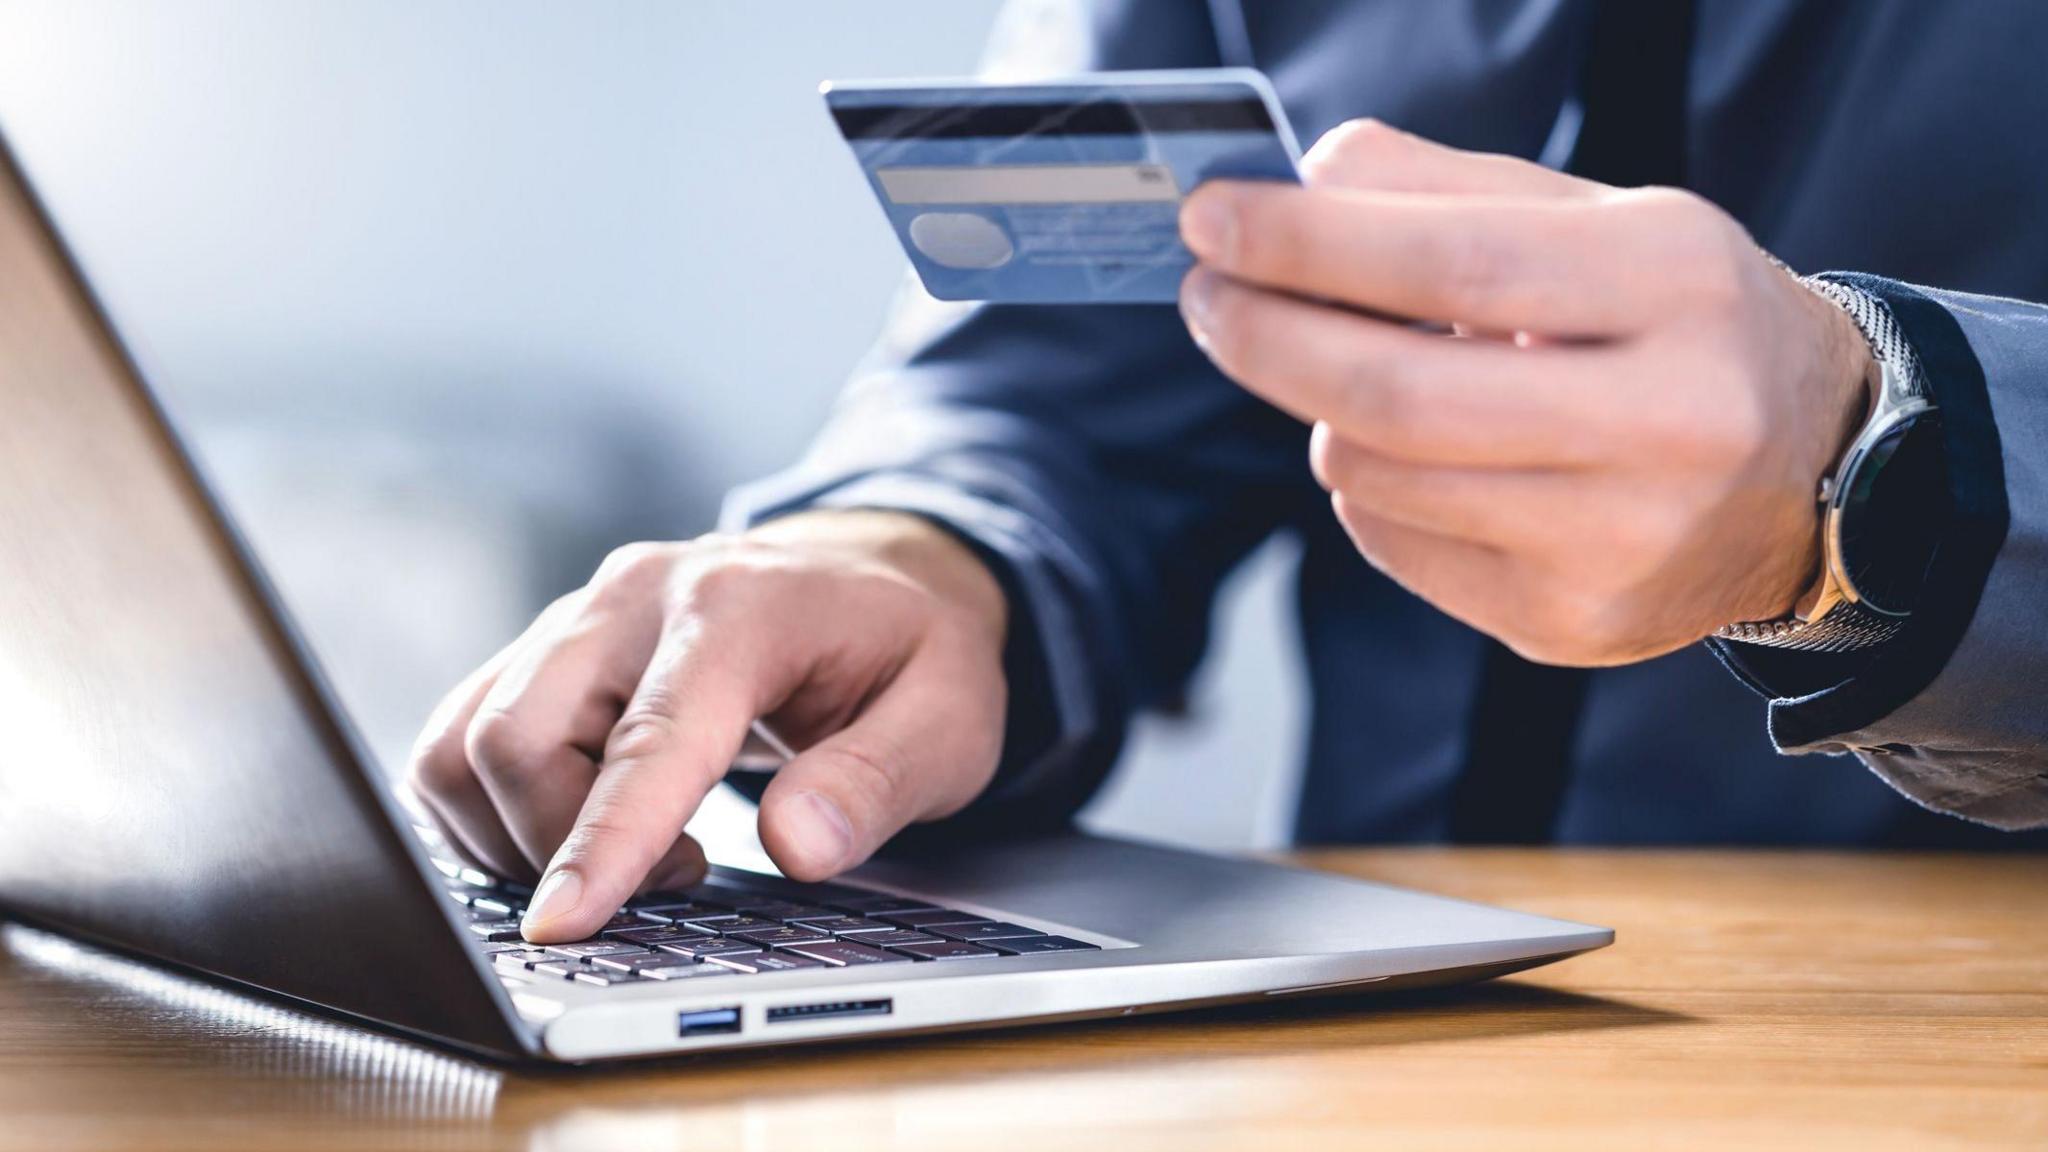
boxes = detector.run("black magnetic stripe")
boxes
[1713,275,2010,747]
[830,97,1274,140]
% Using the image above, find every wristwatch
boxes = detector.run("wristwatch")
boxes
[1714,278,1946,653]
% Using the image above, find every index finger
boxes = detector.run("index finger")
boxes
[518,612,773,943]
[1180,182,1680,336]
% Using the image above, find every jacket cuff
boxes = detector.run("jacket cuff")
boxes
[1709,274,2010,752]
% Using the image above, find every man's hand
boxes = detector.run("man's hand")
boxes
[406,510,1008,942]
[1178,120,1874,667]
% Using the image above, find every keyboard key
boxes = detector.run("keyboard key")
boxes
[654,936,762,959]
[729,925,833,948]
[879,909,989,929]
[827,896,943,916]
[492,949,552,970]
[892,940,1002,962]
[571,968,636,987]
[650,883,748,908]
[636,959,734,981]
[591,951,696,975]
[466,920,526,942]
[453,865,495,890]
[780,908,861,923]
[796,916,894,935]
[626,903,727,924]
[831,928,944,948]
[703,865,864,900]
[681,915,781,934]
[982,936,1101,955]
[926,922,1046,943]
[781,940,913,967]
[544,941,650,962]
[467,896,520,919]
[606,925,715,947]
[732,901,836,922]
[530,960,581,979]
[476,940,532,955]
[707,950,830,973]
[590,951,682,974]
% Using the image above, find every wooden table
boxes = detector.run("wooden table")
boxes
[3,849,2044,1151]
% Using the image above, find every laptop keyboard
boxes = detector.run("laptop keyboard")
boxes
[440,862,1099,990]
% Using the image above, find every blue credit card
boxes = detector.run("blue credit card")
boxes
[823,69,1302,304]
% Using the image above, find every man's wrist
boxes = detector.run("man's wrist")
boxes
[1748,277,1878,624]
[1791,291,1881,619]
[1717,275,1934,652]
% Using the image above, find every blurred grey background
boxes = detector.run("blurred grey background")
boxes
[0,1,1307,855]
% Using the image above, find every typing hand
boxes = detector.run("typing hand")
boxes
[406,510,1008,943]
[1178,120,1872,666]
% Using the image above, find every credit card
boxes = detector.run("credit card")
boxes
[823,69,1302,304]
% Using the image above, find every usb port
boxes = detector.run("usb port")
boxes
[765,998,893,1024]
[677,1006,742,1037]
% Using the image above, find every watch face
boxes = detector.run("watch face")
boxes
[1836,409,1944,615]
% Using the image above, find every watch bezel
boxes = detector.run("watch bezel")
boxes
[1821,393,1935,617]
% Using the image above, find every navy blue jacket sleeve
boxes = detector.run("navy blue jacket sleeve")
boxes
[1713,277,2048,829]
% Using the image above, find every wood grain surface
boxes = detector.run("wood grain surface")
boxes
[3,849,2044,1151]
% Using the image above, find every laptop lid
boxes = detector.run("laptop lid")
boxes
[0,132,531,1060]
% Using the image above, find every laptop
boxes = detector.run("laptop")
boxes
[0,131,1612,1064]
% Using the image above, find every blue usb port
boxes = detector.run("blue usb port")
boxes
[677,1006,742,1037]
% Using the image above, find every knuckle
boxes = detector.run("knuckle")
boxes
[605,705,680,766]
[825,738,909,814]
[1303,117,1399,184]
[533,588,589,627]
[1631,188,1750,306]
[405,740,470,799]
[586,542,678,612]
[463,710,550,779]
[594,541,667,585]
[675,553,763,613]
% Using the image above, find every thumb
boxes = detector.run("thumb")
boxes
[755,638,1003,881]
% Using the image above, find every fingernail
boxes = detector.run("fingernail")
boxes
[522,868,583,933]
[1180,267,1217,332]
[1179,187,1237,263]
[785,791,855,874]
